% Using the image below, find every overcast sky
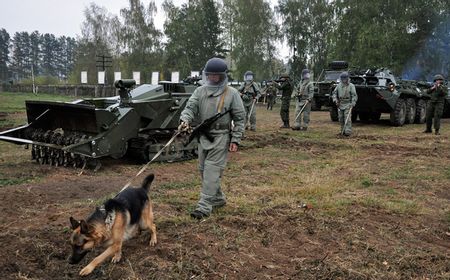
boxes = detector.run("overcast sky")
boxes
[1,0,290,60]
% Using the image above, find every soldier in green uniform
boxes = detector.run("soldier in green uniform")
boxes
[265,81,277,110]
[238,71,261,131]
[274,73,293,128]
[292,69,314,131]
[424,74,448,135]
[179,58,246,219]
[332,72,357,136]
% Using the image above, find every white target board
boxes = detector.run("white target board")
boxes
[114,72,121,81]
[151,72,159,85]
[171,71,180,83]
[133,72,141,85]
[98,71,105,84]
[81,71,87,84]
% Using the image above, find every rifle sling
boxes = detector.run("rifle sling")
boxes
[217,86,229,113]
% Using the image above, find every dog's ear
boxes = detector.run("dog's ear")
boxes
[70,217,80,229]
[80,220,90,234]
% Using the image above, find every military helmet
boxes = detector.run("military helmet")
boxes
[434,74,444,82]
[280,73,290,79]
[244,70,254,81]
[301,69,310,75]
[203,58,228,87]
[204,57,228,74]
[340,71,349,80]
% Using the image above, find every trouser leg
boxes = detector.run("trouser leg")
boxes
[280,98,290,123]
[426,102,435,131]
[250,103,256,130]
[293,101,302,128]
[196,137,229,215]
[434,102,444,131]
[344,108,352,135]
[338,108,345,132]
[303,103,311,128]
[244,105,251,128]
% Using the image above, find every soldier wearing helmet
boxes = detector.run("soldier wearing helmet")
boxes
[292,69,314,131]
[179,57,246,219]
[238,71,261,131]
[274,73,294,128]
[424,74,448,135]
[265,81,277,110]
[332,71,357,136]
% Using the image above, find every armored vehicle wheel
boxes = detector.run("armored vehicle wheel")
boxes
[330,106,338,121]
[390,98,406,126]
[404,98,416,124]
[414,99,427,124]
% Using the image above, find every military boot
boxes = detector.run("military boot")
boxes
[280,121,290,128]
[435,130,440,135]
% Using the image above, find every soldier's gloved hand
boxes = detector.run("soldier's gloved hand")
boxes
[178,121,191,133]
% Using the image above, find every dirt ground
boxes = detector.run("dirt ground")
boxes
[0,105,449,280]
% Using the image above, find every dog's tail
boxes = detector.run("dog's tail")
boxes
[141,174,154,192]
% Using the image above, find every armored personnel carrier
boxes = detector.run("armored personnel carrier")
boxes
[329,68,431,126]
[0,79,198,168]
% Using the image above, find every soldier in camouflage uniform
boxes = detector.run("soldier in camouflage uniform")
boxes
[265,81,277,110]
[424,74,448,135]
[179,58,246,219]
[332,72,357,136]
[274,73,293,128]
[292,69,314,131]
[238,71,261,131]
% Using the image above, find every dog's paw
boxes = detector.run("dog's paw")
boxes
[79,265,94,276]
[111,252,122,263]
[149,238,157,246]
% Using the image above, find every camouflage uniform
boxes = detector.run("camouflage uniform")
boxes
[239,81,261,130]
[275,77,293,127]
[180,85,245,216]
[332,82,357,135]
[425,75,448,134]
[293,79,314,130]
[265,84,277,110]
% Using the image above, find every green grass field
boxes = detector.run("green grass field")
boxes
[0,93,449,279]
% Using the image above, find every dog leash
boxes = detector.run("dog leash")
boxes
[119,130,181,193]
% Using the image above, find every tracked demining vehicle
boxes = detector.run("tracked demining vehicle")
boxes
[0,79,198,168]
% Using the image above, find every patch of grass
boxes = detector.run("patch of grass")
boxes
[0,92,74,113]
[0,177,34,186]
[159,180,199,190]
[360,177,374,188]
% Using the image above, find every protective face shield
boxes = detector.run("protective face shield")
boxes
[244,71,254,82]
[340,72,349,84]
[302,69,310,80]
[202,58,229,90]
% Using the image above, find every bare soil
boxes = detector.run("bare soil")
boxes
[0,106,449,280]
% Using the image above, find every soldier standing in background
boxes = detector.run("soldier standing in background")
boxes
[265,81,277,110]
[274,73,293,128]
[292,69,314,131]
[179,58,246,219]
[239,71,261,131]
[424,74,448,135]
[332,71,357,136]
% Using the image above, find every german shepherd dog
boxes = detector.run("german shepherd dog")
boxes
[68,174,157,276]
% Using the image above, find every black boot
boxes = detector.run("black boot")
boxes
[435,130,440,135]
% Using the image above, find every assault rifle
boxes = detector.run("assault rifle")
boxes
[185,108,232,145]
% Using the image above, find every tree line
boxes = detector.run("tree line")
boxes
[1,0,449,85]
[0,29,76,84]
